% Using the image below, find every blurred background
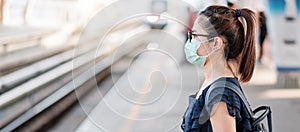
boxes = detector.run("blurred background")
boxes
[0,0,299,131]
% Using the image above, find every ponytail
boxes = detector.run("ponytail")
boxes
[199,6,257,82]
[238,9,256,82]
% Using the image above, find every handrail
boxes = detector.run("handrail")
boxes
[0,29,56,46]
[0,41,98,93]
[0,44,115,108]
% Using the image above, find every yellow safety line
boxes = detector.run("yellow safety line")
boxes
[121,59,162,132]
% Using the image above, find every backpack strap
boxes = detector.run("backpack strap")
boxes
[267,108,272,132]
[253,106,272,132]
[205,79,254,117]
[205,79,272,132]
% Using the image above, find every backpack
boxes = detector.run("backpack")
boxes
[205,80,272,132]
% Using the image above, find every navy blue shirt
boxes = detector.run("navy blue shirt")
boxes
[181,77,252,132]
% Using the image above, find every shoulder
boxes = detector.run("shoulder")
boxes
[204,78,243,117]
[205,79,244,122]
[206,86,242,113]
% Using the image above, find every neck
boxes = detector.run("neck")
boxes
[202,55,235,86]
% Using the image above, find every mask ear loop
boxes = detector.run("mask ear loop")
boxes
[202,37,220,57]
[210,37,221,51]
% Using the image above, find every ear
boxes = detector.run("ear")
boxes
[212,37,223,50]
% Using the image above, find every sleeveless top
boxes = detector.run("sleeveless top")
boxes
[181,77,252,132]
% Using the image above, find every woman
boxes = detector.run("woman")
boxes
[257,10,268,63]
[181,5,256,132]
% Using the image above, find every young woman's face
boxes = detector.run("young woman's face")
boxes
[192,25,215,56]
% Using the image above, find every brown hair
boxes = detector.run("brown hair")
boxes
[197,6,256,82]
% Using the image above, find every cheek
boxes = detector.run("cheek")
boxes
[197,44,209,56]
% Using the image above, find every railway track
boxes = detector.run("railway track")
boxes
[0,41,144,132]
[0,38,98,94]
[0,22,148,131]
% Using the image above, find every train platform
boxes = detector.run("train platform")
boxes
[1,1,300,131]
[1,17,299,132]
[76,37,196,132]
[75,40,300,132]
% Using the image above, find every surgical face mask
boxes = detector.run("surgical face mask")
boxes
[184,38,215,66]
